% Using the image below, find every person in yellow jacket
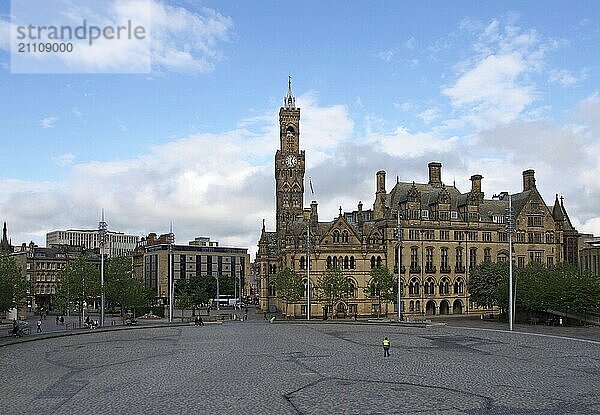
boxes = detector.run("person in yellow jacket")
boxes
[383,337,390,357]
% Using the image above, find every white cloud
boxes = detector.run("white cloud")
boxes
[41,116,58,128]
[377,50,395,62]
[51,153,76,167]
[404,37,416,50]
[5,0,233,74]
[418,108,440,124]
[443,17,558,129]
[549,69,581,86]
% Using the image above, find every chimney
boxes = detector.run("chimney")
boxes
[374,171,387,219]
[310,200,318,224]
[428,162,442,187]
[523,169,536,191]
[470,174,483,194]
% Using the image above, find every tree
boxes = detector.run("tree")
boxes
[316,267,350,318]
[105,256,134,317]
[0,253,29,313]
[364,267,396,317]
[467,261,508,310]
[55,256,100,325]
[273,267,304,317]
[176,275,214,315]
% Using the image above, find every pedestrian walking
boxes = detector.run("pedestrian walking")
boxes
[59,315,64,325]
[383,337,390,357]
[198,316,204,326]
[37,318,42,333]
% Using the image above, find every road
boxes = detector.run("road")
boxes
[1,314,599,414]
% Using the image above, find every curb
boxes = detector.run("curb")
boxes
[0,320,223,348]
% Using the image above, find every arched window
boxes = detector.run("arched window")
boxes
[376,256,382,268]
[342,230,349,243]
[347,278,357,298]
[425,277,435,295]
[409,301,415,311]
[333,256,338,269]
[327,256,332,269]
[415,300,421,311]
[299,256,306,270]
[409,277,420,295]
[333,230,340,243]
[344,256,349,269]
[370,256,376,269]
[269,284,276,296]
[439,277,450,295]
[350,256,355,269]
[302,279,308,298]
[454,278,464,294]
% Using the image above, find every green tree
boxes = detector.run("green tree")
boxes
[273,267,304,317]
[468,261,508,310]
[0,253,29,313]
[317,267,350,317]
[105,256,134,317]
[364,267,396,317]
[55,256,100,325]
[178,276,214,315]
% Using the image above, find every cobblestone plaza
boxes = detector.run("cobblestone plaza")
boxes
[1,319,600,414]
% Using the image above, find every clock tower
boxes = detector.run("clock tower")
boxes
[275,77,305,235]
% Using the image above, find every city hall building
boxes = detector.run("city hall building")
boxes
[255,83,579,318]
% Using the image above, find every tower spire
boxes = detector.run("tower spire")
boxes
[284,75,296,109]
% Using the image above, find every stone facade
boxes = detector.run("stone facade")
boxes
[46,228,139,258]
[255,83,580,318]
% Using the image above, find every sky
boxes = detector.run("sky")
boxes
[0,0,599,259]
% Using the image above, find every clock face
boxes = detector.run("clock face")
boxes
[285,154,297,167]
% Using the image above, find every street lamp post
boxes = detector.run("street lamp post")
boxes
[98,210,107,327]
[216,275,220,312]
[506,194,515,331]
[168,225,174,323]
[396,209,402,321]
[307,221,311,321]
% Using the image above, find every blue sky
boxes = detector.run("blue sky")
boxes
[0,0,599,255]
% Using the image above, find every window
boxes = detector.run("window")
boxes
[421,210,429,219]
[547,257,554,268]
[425,277,435,295]
[516,232,525,243]
[370,256,375,269]
[454,231,464,241]
[409,229,420,240]
[425,247,433,272]
[342,230,349,243]
[439,277,450,295]
[545,232,554,244]
[482,232,492,242]
[410,248,419,270]
[424,230,434,240]
[455,248,463,269]
[299,256,306,270]
[344,256,349,269]
[529,251,543,263]
[409,301,415,311]
[347,278,357,298]
[327,256,332,269]
[439,230,450,241]
[527,216,543,227]
[517,256,525,268]
[484,248,491,263]
[440,248,449,271]
[469,248,477,270]
[498,232,508,242]
[451,211,458,220]
[409,278,420,295]
[439,211,450,221]
[333,230,340,243]
[415,300,421,311]
[269,284,276,296]
[454,278,464,294]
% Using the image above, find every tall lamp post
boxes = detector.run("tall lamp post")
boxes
[506,194,515,331]
[98,210,107,327]
[396,209,403,321]
[168,224,174,323]
[306,220,311,321]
